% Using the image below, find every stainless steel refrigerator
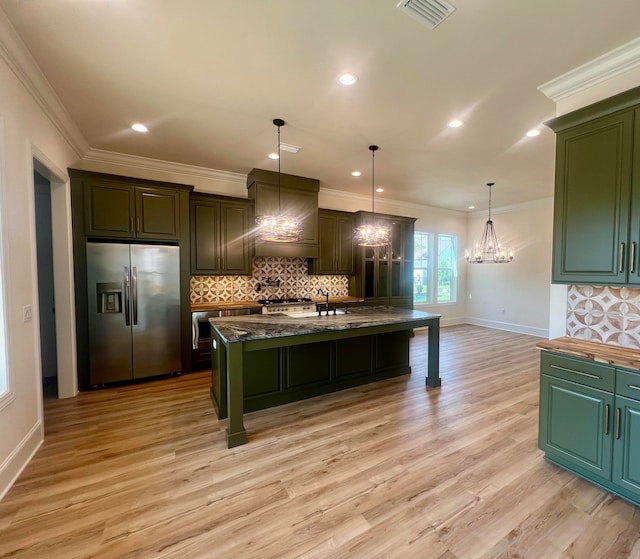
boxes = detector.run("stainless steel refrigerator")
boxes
[86,242,181,385]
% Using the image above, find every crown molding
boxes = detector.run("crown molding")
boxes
[538,37,640,102]
[0,9,88,157]
[82,148,247,184]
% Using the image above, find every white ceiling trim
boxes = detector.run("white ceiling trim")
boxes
[538,37,640,102]
[83,148,246,184]
[0,8,88,158]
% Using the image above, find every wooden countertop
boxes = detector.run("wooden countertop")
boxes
[191,296,364,313]
[537,337,640,370]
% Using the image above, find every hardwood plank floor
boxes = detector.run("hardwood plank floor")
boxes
[1,325,639,558]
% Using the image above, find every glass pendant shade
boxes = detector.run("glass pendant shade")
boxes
[257,118,303,243]
[354,223,391,246]
[356,145,390,247]
[256,214,303,242]
[465,183,514,264]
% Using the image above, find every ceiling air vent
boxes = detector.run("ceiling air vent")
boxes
[396,0,456,30]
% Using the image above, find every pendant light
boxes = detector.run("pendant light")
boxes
[465,182,514,263]
[256,118,303,243]
[354,145,391,246]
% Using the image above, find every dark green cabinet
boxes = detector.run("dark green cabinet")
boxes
[539,351,640,506]
[349,212,416,308]
[547,86,640,284]
[190,193,251,275]
[308,209,354,275]
[247,168,320,258]
[84,179,181,240]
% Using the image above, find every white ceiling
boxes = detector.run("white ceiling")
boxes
[2,0,640,212]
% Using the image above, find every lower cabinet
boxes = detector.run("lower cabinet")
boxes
[211,330,410,419]
[539,351,640,506]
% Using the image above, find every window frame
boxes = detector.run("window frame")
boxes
[413,230,458,306]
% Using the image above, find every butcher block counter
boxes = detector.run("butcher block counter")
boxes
[209,306,440,448]
[536,336,640,370]
[191,296,364,313]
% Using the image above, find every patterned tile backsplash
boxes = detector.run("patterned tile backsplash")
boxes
[567,285,640,348]
[190,257,349,304]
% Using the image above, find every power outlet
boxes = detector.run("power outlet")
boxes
[23,305,32,323]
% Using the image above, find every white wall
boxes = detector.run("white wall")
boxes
[466,197,553,338]
[0,53,80,498]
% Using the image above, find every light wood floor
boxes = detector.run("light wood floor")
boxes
[1,325,639,558]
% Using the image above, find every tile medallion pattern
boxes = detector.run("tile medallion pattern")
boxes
[567,285,640,348]
[190,257,349,304]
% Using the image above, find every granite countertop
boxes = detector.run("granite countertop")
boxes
[209,306,440,343]
[537,336,640,370]
[191,296,364,313]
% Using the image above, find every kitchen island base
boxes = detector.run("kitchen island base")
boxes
[211,330,411,421]
[209,306,441,448]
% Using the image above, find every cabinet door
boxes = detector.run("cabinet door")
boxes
[539,374,613,480]
[220,201,251,274]
[336,215,354,275]
[190,199,221,274]
[84,181,135,238]
[627,109,640,284]
[552,111,634,284]
[135,188,180,240]
[612,395,640,500]
[315,213,338,274]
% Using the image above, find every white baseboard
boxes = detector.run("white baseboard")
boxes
[0,422,43,501]
[465,317,548,338]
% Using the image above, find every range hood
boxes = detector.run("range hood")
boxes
[247,168,320,258]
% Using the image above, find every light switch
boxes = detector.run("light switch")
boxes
[23,305,32,323]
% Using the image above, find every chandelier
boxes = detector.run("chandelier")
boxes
[465,182,514,264]
[354,145,390,246]
[256,118,303,243]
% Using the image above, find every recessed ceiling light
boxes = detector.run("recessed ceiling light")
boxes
[468,205,475,210]
[351,171,361,177]
[448,119,464,128]
[376,188,384,193]
[338,73,358,86]
[526,129,541,137]
[131,122,148,133]
[268,153,279,160]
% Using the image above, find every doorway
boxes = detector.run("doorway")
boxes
[34,171,58,398]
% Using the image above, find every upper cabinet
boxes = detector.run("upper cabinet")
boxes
[547,86,640,285]
[247,168,319,258]
[190,193,252,275]
[78,171,190,241]
[308,209,354,275]
[349,212,416,308]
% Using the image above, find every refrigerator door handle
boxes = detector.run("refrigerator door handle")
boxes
[132,266,138,326]
[124,266,131,326]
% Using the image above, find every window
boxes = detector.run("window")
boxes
[437,234,457,303]
[413,232,458,304]
[413,232,432,303]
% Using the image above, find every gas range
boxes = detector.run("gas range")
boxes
[259,298,315,315]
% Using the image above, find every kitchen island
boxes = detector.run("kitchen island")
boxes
[209,306,441,448]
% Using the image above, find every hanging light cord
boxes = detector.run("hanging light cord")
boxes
[487,182,493,223]
[370,145,379,217]
[276,120,282,212]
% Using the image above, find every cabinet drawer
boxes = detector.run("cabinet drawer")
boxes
[541,352,614,392]
[616,369,640,401]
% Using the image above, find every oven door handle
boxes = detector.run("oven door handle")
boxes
[192,316,199,350]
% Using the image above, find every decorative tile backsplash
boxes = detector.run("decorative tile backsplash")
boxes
[190,257,349,304]
[567,285,640,348]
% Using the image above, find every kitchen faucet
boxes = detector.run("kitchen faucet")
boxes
[317,288,329,306]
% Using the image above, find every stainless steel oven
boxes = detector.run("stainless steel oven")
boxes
[191,308,261,369]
